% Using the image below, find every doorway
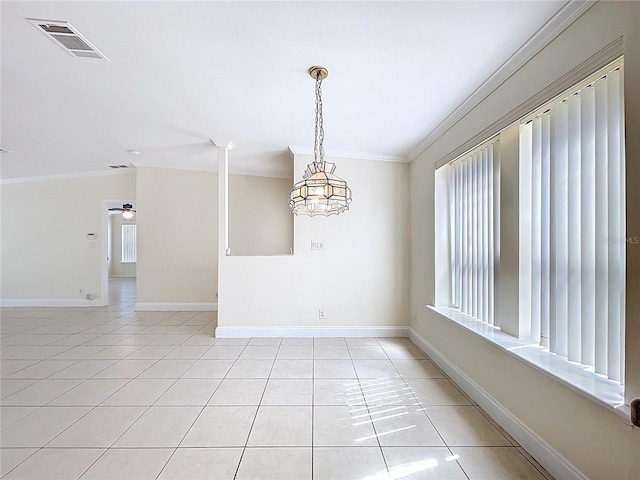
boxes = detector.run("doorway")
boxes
[101,199,137,306]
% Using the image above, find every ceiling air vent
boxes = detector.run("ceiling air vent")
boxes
[28,19,109,60]
[108,165,130,169]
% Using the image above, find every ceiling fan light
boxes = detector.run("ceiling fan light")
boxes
[122,210,134,219]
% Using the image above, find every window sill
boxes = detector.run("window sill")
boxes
[427,305,630,425]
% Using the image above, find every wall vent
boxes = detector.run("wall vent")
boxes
[28,19,109,60]
[108,165,130,169]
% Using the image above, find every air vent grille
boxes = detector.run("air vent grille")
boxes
[40,24,74,34]
[28,19,109,60]
[51,34,93,51]
[109,165,130,169]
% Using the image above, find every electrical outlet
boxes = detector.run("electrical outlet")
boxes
[318,309,326,320]
[79,288,83,294]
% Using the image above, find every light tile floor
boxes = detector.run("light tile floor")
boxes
[0,279,553,479]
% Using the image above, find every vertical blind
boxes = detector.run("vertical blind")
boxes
[448,140,499,325]
[521,64,625,382]
[121,224,137,263]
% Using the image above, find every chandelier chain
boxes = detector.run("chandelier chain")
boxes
[314,72,325,164]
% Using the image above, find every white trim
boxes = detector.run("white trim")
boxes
[101,200,109,304]
[408,0,596,161]
[1,168,135,185]
[520,56,624,124]
[210,139,235,150]
[215,325,410,338]
[427,306,629,422]
[227,168,292,180]
[431,36,623,171]
[101,197,136,304]
[288,146,407,163]
[108,275,136,278]
[135,302,218,311]
[408,326,588,480]
[444,134,500,169]
[0,299,106,307]
[120,161,291,180]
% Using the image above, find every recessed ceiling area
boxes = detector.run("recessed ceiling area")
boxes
[1,1,569,181]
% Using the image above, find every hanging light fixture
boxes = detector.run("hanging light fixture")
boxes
[289,66,352,216]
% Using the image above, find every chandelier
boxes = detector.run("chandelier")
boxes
[289,66,352,216]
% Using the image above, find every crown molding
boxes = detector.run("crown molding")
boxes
[0,167,136,185]
[434,36,622,171]
[227,167,292,180]
[407,0,596,162]
[288,146,407,163]
[133,162,292,180]
[210,139,235,150]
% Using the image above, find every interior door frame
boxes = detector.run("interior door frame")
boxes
[101,198,135,305]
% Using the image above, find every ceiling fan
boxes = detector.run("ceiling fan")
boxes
[109,203,136,219]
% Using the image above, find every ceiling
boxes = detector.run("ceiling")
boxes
[1,1,570,181]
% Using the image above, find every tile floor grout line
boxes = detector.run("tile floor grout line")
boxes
[153,336,229,480]
[472,404,519,446]
[0,446,41,479]
[385,338,456,468]
[232,337,281,480]
[516,446,556,480]
[359,337,393,479]
[74,447,111,480]
[138,326,216,480]
[33,337,195,459]
[1,283,553,479]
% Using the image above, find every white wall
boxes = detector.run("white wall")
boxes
[0,166,305,308]
[218,154,410,331]
[410,3,640,479]
[228,174,293,256]
[135,167,218,307]
[0,172,136,303]
[108,214,137,277]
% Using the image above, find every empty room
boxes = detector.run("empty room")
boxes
[1,1,639,479]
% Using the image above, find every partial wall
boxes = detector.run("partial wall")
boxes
[218,153,410,333]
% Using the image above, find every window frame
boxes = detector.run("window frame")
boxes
[121,223,137,264]
[432,55,629,420]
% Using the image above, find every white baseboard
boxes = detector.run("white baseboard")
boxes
[408,327,587,480]
[135,302,218,312]
[0,299,106,307]
[215,325,410,338]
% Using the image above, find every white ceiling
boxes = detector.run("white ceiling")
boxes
[1,1,569,181]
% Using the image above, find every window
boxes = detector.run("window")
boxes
[520,58,625,383]
[436,57,626,386]
[447,139,499,325]
[121,224,137,263]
